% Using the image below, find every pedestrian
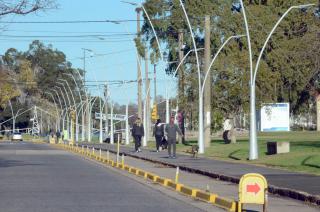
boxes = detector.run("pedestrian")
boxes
[153,119,164,152]
[165,116,183,159]
[56,130,61,144]
[223,118,232,144]
[132,118,144,153]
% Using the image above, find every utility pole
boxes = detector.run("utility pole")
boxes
[154,64,157,104]
[178,29,185,110]
[104,84,109,137]
[204,15,211,148]
[144,47,150,145]
[136,7,143,120]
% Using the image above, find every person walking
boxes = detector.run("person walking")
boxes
[153,119,164,152]
[165,116,183,159]
[132,118,144,153]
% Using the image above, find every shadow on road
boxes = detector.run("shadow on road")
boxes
[0,159,42,168]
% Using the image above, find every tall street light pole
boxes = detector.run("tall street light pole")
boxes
[136,7,143,120]
[121,1,170,123]
[179,0,204,153]
[239,1,315,160]
[82,48,93,142]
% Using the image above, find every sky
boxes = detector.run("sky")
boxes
[0,0,176,105]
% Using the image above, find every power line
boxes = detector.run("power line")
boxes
[0,33,136,38]
[0,39,133,43]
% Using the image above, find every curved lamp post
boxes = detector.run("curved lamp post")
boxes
[239,0,315,160]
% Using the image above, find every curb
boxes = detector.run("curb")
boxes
[57,144,238,212]
[100,146,320,207]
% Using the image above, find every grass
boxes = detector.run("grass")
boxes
[174,131,320,175]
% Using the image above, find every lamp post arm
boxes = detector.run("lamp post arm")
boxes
[59,79,76,106]
[57,83,72,107]
[64,73,83,104]
[253,4,315,83]
[140,5,163,60]
[55,86,68,109]
[51,89,63,110]
[201,35,245,95]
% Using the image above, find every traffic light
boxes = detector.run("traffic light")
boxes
[151,104,159,120]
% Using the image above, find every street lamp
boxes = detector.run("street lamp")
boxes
[179,0,204,153]
[45,91,60,131]
[239,1,315,160]
[121,1,171,124]
[63,73,85,142]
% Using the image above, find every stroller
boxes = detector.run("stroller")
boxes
[161,137,168,150]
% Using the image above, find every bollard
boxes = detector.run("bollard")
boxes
[92,147,95,155]
[99,149,102,158]
[121,154,125,167]
[87,146,89,155]
[263,190,268,212]
[107,150,110,161]
[206,184,210,193]
[175,167,180,183]
[116,136,120,163]
[82,145,84,153]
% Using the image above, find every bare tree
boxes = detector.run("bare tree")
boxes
[0,0,57,16]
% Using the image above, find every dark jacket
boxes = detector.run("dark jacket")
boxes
[153,123,164,137]
[132,123,144,137]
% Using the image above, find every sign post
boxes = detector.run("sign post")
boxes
[238,173,268,212]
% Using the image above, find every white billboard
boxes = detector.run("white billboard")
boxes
[260,103,290,132]
[95,113,127,121]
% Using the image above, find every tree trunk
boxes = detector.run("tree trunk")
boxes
[230,117,237,144]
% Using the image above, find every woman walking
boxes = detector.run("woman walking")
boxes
[153,119,164,152]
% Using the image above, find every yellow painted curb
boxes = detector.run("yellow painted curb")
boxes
[214,196,237,212]
[146,173,159,182]
[195,190,217,203]
[180,185,198,197]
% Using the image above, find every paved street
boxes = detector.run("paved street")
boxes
[0,141,204,212]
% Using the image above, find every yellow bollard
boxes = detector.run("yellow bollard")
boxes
[121,154,125,167]
[116,137,120,163]
[175,167,180,183]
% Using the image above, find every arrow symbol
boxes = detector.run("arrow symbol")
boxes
[246,183,261,194]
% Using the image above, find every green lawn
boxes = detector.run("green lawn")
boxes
[175,131,320,175]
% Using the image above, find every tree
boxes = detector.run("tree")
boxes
[0,68,20,109]
[141,0,320,135]
[0,0,57,16]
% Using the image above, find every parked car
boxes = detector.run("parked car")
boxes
[12,132,23,141]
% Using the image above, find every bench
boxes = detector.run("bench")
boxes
[267,141,290,155]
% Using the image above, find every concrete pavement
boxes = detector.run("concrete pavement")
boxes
[84,143,320,206]
[0,141,206,212]
[81,144,319,212]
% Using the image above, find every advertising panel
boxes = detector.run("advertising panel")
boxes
[260,103,290,132]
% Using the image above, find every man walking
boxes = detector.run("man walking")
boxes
[132,118,144,152]
[165,116,183,159]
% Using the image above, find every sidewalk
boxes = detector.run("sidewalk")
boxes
[82,143,320,206]
[97,149,318,212]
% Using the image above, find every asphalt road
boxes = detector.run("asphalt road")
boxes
[0,141,204,212]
